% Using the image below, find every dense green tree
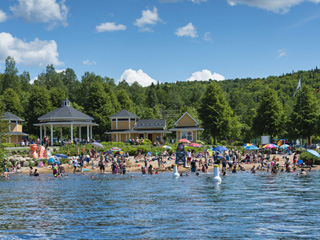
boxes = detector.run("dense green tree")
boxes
[117,89,133,111]
[1,88,23,115]
[19,71,31,92]
[85,82,119,140]
[59,68,79,102]
[252,87,286,142]
[49,88,66,108]
[2,56,20,93]
[290,85,318,144]
[25,86,52,134]
[146,83,158,108]
[198,82,233,144]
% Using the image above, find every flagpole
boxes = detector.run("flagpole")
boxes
[300,76,302,151]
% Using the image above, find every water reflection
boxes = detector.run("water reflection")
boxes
[1,171,320,239]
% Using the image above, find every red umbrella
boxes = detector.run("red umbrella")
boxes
[178,138,191,143]
[189,143,202,147]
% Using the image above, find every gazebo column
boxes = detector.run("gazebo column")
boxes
[90,125,93,140]
[8,120,11,143]
[40,125,42,142]
[79,127,81,142]
[50,124,53,146]
[44,126,47,138]
[116,134,118,142]
[16,135,18,144]
[71,124,73,143]
[87,124,90,142]
[60,127,63,141]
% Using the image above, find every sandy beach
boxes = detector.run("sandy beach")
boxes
[10,154,319,175]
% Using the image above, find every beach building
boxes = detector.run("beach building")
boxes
[105,110,171,143]
[34,98,98,146]
[169,112,204,142]
[2,112,28,144]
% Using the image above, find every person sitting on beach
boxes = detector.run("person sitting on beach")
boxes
[33,169,39,176]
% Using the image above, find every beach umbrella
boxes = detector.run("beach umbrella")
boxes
[189,143,202,148]
[279,144,290,150]
[178,138,191,143]
[212,146,228,152]
[262,144,278,149]
[55,154,68,158]
[244,145,259,150]
[91,142,104,148]
[306,149,320,158]
[243,143,253,147]
[161,145,172,149]
[48,157,55,163]
[110,147,121,152]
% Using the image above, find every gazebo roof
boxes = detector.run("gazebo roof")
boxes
[109,110,139,119]
[2,112,24,121]
[38,99,94,121]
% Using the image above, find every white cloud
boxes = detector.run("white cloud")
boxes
[134,7,162,32]
[278,49,287,58]
[175,22,198,38]
[119,69,157,87]
[96,22,126,32]
[0,32,63,67]
[10,0,69,29]
[0,10,7,23]
[55,69,65,73]
[227,0,320,14]
[189,0,207,3]
[83,59,96,65]
[203,31,212,42]
[187,69,225,81]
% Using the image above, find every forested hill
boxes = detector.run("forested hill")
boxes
[1,56,320,142]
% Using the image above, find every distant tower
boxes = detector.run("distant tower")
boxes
[62,98,71,107]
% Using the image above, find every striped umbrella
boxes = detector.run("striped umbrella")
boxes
[110,147,121,151]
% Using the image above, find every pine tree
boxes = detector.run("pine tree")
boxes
[290,85,318,143]
[252,87,285,142]
[198,82,233,144]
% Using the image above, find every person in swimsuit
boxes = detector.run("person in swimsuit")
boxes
[33,169,39,176]
[112,162,118,174]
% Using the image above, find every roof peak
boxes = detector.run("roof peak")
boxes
[62,98,70,107]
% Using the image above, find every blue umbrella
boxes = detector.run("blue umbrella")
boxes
[306,149,320,158]
[244,145,259,150]
[55,154,68,158]
[212,146,228,152]
[48,157,55,163]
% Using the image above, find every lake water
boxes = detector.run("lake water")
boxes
[1,170,320,239]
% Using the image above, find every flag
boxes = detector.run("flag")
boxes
[316,87,320,94]
[293,78,301,97]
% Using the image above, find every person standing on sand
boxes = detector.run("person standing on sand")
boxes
[73,158,77,173]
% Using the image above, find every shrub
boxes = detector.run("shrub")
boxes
[143,139,152,145]
[2,143,15,148]
[300,151,320,165]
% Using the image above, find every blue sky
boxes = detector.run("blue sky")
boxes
[0,0,320,86]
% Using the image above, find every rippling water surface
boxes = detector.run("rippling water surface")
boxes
[1,171,320,239]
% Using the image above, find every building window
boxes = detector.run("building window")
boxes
[181,131,193,141]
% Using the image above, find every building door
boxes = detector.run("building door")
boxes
[139,134,144,139]
[148,134,153,141]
